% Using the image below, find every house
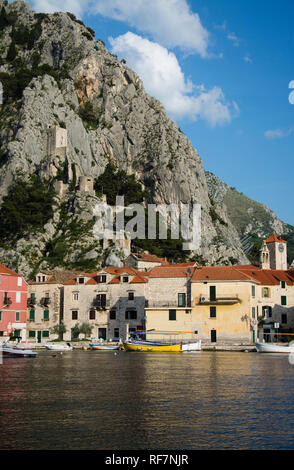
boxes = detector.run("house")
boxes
[62,267,149,341]
[145,263,198,343]
[144,234,294,344]
[27,270,82,343]
[0,264,28,342]
[126,252,169,272]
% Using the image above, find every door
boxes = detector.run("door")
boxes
[98,328,106,340]
[37,331,42,343]
[211,329,217,343]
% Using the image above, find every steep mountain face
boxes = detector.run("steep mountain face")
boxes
[205,171,294,264]
[0,0,266,276]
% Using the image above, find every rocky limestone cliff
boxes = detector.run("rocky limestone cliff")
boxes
[0,0,264,276]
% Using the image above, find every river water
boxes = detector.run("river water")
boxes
[1,349,294,450]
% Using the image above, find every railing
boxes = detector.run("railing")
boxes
[3,297,12,306]
[40,297,51,306]
[92,299,110,309]
[27,297,36,307]
[145,300,191,308]
[198,295,240,305]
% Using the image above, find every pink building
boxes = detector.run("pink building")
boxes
[0,264,28,342]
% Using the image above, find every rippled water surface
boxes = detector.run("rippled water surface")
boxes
[1,349,294,450]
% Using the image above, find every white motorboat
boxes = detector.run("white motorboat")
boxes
[255,341,294,353]
[1,342,37,358]
[45,342,73,351]
[182,340,202,351]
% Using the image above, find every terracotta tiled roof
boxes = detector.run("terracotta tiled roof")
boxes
[148,264,195,278]
[191,266,255,282]
[0,264,20,276]
[237,266,294,285]
[265,233,287,244]
[190,264,294,286]
[131,253,169,265]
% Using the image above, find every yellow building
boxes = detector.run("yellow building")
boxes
[145,234,294,345]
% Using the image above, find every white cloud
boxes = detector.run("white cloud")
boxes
[110,32,236,126]
[93,0,210,57]
[243,54,252,63]
[30,0,88,17]
[227,32,240,47]
[264,128,293,139]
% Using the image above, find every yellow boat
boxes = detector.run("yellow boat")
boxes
[123,340,182,352]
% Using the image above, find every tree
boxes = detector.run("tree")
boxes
[50,323,67,340]
[79,322,94,338]
[0,175,56,240]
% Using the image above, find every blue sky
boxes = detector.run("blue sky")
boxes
[29,0,294,226]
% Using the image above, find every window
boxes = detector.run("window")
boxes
[98,275,106,283]
[16,292,21,303]
[114,328,119,338]
[96,294,106,307]
[43,310,49,320]
[123,276,129,283]
[281,296,287,306]
[281,314,287,324]
[128,292,134,301]
[17,277,22,287]
[281,281,286,289]
[262,306,272,318]
[42,330,49,338]
[73,292,79,301]
[29,310,35,321]
[169,309,176,321]
[89,310,96,320]
[125,310,137,320]
[78,278,84,284]
[251,285,255,297]
[15,312,20,322]
[252,307,255,319]
[262,287,270,298]
[178,293,186,307]
[209,286,216,301]
[72,311,78,320]
[210,306,216,318]
[110,310,116,320]
[29,330,36,338]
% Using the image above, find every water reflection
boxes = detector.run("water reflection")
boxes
[1,350,294,449]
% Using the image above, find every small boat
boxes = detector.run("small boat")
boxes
[123,339,182,352]
[255,341,294,353]
[45,342,73,351]
[89,343,121,350]
[182,340,202,351]
[1,342,37,358]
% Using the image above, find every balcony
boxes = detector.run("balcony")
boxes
[40,297,51,307]
[92,299,110,310]
[145,300,191,309]
[3,297,12,307]
[27,297,36,307]
[198,295,240,305]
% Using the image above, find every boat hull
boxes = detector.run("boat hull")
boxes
[182,341,202,351]
[1,346,37,357]
[123,341,182,352]
[255,342,294,353]
[45,343,73,351]
[89,344,120,350]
